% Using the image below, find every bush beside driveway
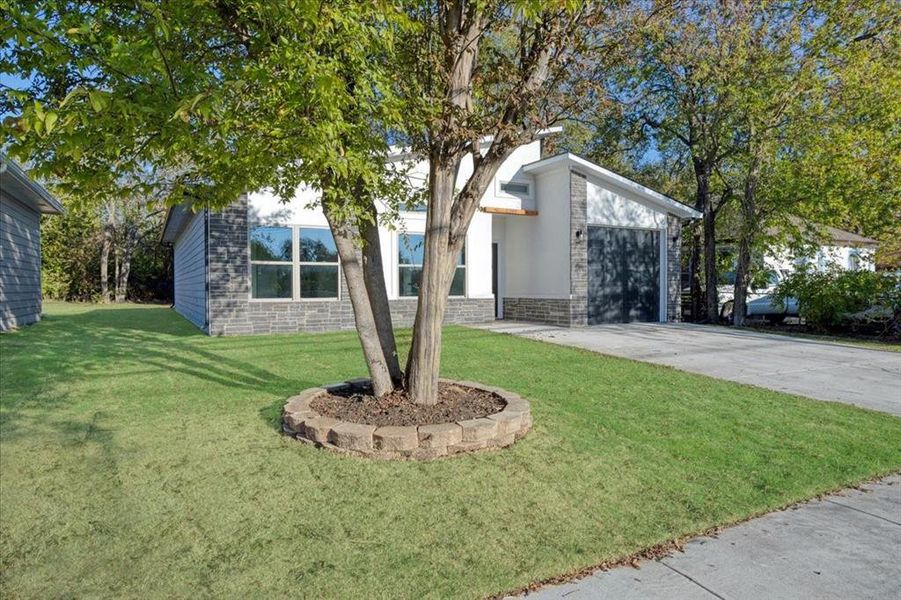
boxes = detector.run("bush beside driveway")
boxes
[1,303,900,598]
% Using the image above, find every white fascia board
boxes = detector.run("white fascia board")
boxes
[0,153,65,214]
[386,127,564,162]
[523,153,701,219]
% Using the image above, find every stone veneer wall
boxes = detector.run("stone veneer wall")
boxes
[568,170,589,326]
[666,214,682,322]
[502,298,580,327]
[206,196,494,336]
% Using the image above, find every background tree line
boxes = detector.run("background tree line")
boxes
[553,0,899,324]
[40,191,171,303]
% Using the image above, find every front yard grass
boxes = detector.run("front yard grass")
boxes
[2,302,900,599]
[745,324,901,353]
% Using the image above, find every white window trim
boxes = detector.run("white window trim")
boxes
[297,226,341,301]
[248,224,341,302]
[396,232,467,299]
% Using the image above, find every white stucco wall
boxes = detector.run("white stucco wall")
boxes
[242,139,548,304]
[399,140,543,212]
[501,167,572,298]
[246,185,494,301]
[586,177,666,229]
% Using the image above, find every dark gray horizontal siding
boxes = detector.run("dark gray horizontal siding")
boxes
[172,209,208,331]
[1,192,42,330]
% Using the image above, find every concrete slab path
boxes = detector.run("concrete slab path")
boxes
[508,475,901,600]
[476,322,901,416]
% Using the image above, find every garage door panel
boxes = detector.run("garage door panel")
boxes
[588,226,660,324]
[626,228,660,322]
[587,227,623,324]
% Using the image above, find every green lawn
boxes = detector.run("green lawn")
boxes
[2,302,900,599]
[745,325,901,353]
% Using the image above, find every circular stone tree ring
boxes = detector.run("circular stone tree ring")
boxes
[282,379,532,459]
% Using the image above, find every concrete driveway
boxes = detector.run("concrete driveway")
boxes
[477,321,901,416]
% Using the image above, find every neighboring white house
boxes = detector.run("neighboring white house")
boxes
[161,133,701,335]
[718,218,879,319]
[766,219,878,275]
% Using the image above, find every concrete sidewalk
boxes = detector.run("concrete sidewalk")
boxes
[476,321,901,416]
[510,474,901,600]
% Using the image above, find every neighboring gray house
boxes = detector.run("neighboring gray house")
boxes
[0,154,64,331]
[162,140,700,336]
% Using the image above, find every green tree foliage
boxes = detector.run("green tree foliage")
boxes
[768,2,901,268]
[1,0,409,212]
[39,197,170,302]
[40,202,101,301]
[774,268,900,334]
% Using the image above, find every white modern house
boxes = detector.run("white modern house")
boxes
[161,133,701,335]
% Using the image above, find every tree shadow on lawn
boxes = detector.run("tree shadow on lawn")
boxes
[0,306,363,440]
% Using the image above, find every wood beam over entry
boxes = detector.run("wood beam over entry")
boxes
[480,207,538,216]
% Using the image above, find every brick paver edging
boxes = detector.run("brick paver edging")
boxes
[282,379,532,459]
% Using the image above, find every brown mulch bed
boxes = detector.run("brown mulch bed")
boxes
[310,381,506,427]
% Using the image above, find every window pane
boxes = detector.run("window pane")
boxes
[300,265,339,298]
[250,226,292,262]
[399,266,421,297]
[299,228,338,263]
[501,181,529,195]
[450,266,465,296]
[458,243,465,266]
[399,234,424,266]
[252,264,292,298]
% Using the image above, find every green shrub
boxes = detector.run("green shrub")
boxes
[774,268,901,333]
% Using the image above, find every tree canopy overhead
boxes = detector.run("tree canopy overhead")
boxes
[2,0,410,213]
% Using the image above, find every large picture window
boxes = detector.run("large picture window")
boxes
[299,227,339,298]
[398,233,465,297]
[249,225,340,300]
[250,226,292,298]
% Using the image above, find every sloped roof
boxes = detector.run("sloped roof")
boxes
[522,152,701,219]
[769,216,878,248]
[160,203,198,244]
[0,153,64,214]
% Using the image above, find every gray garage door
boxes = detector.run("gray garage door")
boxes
[587,226,660,324]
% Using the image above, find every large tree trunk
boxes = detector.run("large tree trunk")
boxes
[692,161,719,323]
[702,199,719,323]
[359,204,402,385]
[322,203,397,397]
[115,225,136,303]
[405,163,457,405]
[733,160,761,327]
[100,205,114,303]
[688,223,703,322]
[732,230,752,327]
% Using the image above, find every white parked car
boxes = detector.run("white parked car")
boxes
[718,269,798,323]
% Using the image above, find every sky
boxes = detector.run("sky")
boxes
[1,71,31,90]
